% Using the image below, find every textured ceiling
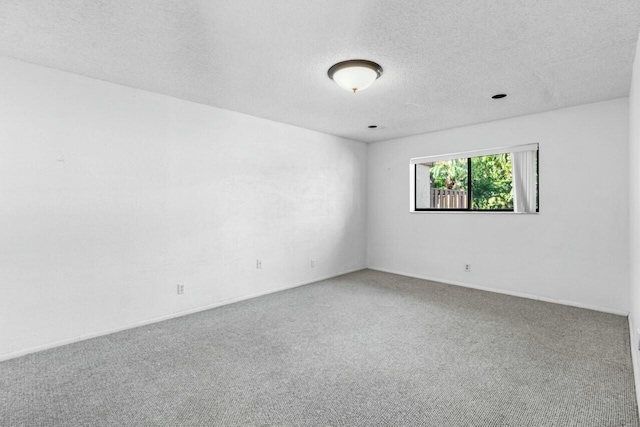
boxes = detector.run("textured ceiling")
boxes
[0,0,639,143]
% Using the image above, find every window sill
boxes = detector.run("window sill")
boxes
[410,210,539,214]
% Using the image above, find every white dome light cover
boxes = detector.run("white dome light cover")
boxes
[328,60,383,93]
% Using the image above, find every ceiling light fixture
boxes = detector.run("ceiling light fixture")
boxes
[328,60,383,93]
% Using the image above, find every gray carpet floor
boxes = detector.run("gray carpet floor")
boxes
[1,269,638,426]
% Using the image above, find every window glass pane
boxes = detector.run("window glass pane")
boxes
[416,158,468,209]
[470,153,513,210]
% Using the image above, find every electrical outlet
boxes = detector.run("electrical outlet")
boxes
[256,259,262,269]
[464,264,471,272]
[177,284,184,295]
[310,259,315,268]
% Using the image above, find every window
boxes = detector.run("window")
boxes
[410,143,539,213]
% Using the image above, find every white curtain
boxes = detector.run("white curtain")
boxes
[511,150,537,213]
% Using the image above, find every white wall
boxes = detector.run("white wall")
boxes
[0,57,367,360]
[1,52,633,362]
[367,98,630,314]
[628,29,640,408]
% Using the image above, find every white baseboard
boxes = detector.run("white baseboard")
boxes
[629,316,640,414]
[367,266,629,316]
[0,267,365,363]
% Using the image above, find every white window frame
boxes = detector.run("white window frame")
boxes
[409,143,539,213]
